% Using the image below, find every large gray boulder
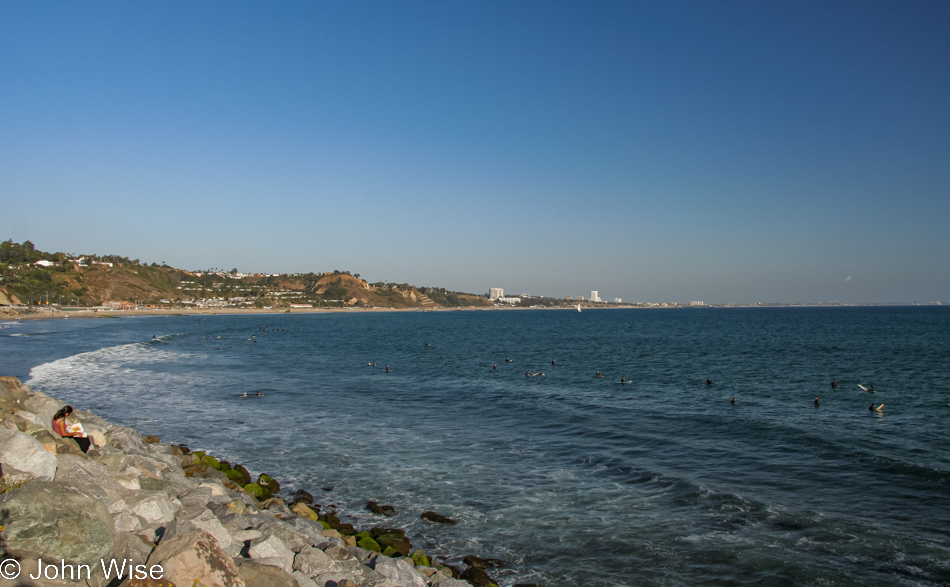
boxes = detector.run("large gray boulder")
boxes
[166,506,239,557]
[96,451,130,473]
[12,409,47,429]
[292,517,331,546]
[254,519,313,552]
[248,535,295,574]
[311,561,387,587]
[429,579,473,587]
[238,559,298,587]
[110,531,155,570]
[292,546,333,576]
[179,486,216,508]
[369,555,429,587]
[147,530,244,587]
[0,481,114,566]
[21,392,65,426]
[0,427,57,480]
[126,490,180,527]
[55,453,132,513]
[106,425,148,454]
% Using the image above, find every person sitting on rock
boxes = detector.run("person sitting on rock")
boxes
[52,405,91,453]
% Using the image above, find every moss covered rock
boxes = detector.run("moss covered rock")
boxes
[382,546,399,558]
[244,482,271,500]
[376,532,411,556]
[233,464,252,485]
[202,454,221,470]
[357,536,382,553]
[411,549,429,567]
[257,473,280,494]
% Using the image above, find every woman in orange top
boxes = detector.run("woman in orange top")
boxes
[52,405,91,453]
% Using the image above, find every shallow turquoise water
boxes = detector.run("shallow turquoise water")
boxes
[3,307,949,586]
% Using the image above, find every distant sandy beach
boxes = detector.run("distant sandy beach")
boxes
[0,305,557,322]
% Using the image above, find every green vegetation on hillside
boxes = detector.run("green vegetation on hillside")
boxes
[0,239,492,310]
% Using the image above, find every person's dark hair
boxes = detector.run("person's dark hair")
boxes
[53,405,74,420]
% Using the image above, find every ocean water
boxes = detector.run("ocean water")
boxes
[2,307,949,586]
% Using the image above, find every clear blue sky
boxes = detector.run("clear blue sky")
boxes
[2,1,948,304]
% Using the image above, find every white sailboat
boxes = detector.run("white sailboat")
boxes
[577,303,582,312]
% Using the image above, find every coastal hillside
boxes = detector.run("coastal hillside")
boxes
[0,239,491,310]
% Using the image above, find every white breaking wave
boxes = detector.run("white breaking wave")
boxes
[27,338,212,421]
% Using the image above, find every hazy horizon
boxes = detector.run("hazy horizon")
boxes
[2,1,948,304]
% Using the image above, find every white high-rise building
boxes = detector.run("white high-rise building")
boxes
[591,290,602,303]
[489,288,504,299]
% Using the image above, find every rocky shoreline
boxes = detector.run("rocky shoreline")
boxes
[0,377,535,587]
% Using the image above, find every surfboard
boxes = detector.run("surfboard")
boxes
[858,385,876,393]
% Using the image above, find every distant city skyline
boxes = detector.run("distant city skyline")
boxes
[2,2,948,304]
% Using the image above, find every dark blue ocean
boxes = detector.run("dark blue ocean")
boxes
[3,307,949,586]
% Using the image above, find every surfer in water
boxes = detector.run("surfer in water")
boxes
[706,378,713,385]
[493,363,498,371]
[526,371,531,377]
[815,397,820,407]
[595,371,605,378]
[385,365,391,372]
[831,380,837,389]
[869,403,883,412]
[551,359,556,365]
[731,397,737,404]
[621,376,627,384]
[505,358,512,363]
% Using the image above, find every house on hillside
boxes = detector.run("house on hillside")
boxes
[33,260,54,267]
